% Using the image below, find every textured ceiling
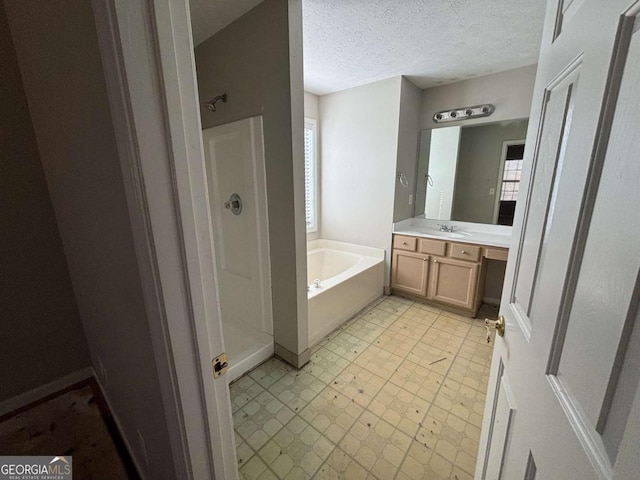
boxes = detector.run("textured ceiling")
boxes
[189,0,546,96]
[303,0,546,95]
[189,0,263,46]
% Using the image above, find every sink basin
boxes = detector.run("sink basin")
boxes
[426,230,471,239]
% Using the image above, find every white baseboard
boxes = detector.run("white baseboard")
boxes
[92,370,145,479]
[0,367,93,417]
[483,297,501,306]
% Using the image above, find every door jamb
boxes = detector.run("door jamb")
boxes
[92,1,238,479]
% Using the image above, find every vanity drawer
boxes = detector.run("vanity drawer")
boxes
[485,247,508,262]
[449,243,481,262]
[393,235,417,252]
[419,238,447,256]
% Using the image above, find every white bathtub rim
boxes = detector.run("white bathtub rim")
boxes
[307,239,385,260]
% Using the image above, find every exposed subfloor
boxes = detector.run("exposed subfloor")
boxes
[0,379,139,479]
[231,295,499,480]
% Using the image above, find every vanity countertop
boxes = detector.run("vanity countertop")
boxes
[393,218,512,249]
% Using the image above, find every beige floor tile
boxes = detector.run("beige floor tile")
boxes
[322,331,369,361]
[376,297,413,315]
[398,303,440,322]
[439,310,475,324]
[233,295,494,480]
[397,441,452,480]
[451,465,474,480]
[357,307,399,329]
[268,371,326,413]
[431,315,472,338]
[414,399,481,473]
[433,378,486,425]
[388,310,435,338]
[234,390,296,448]
[299,386,364,444]
[447,356,491,393]
[237,441,256,468]
[373,329,420,358]
[339,410,412,478]
[367,382,431,437]
[314,447,376,480]
[389,359,445,403]
[301,347,351,383]
[406,342,454,376]
[231,376,267,413]
[240,455,269,480]
[332,364,386,408]
[353,344,404,380]
[420,326,465,356]
[457,340,493,368]
[344,318,386,343]
[250,358,295,389]
[260,416,335,479]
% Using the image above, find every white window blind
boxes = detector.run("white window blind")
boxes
[304,119,317,231]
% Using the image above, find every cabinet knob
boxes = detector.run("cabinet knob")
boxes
[423,258,427,262]
[461,250,467,254]
[434,260,439,264]
[402,241,407,245]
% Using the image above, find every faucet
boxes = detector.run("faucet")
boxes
[438,224,456,233]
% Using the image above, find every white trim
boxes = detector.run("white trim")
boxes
[92,370,146,479]
[92,1,237,479]
[493,139,526,224]
[0,368,93,418]
[249,117,274,336]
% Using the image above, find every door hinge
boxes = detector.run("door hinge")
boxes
[212,353,229,379]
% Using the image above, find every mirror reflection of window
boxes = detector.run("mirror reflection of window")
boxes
[415,118,528,226]
[498,143,525,226]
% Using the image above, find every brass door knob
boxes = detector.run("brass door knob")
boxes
[485,315,505,343]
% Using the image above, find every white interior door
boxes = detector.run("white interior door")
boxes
[202,117,273,340]
[477,1,640,478]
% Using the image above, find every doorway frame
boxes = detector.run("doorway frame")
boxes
[92,0,239,478]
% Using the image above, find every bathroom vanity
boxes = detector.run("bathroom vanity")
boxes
[390,220,510,317]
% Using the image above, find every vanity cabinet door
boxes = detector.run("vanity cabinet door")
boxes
[391,250,429,297]
[428,257,479,310]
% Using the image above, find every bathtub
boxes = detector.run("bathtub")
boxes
[307,239,385,346]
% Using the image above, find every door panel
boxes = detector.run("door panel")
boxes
[556,12,640,427]
[512,66,579,323]
[478,1,640,479]
[482,361,517,480]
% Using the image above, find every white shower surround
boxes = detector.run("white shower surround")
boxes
[307,239,384,346]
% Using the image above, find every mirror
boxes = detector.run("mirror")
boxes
[415,118,528,226]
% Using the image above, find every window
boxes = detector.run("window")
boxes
[500,144,525,201]
[304,118,318,232]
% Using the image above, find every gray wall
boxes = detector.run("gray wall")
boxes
[319,77,402,285]
[195,0,306,355]
[419,65,537,130]
[0,1,90,402]
[4,1,175,477]
[393,78,422,222]
[452,119,529,223]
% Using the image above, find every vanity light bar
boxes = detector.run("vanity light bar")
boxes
[433,104,495,123]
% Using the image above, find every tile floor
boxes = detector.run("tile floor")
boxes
[231,296,498,480]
